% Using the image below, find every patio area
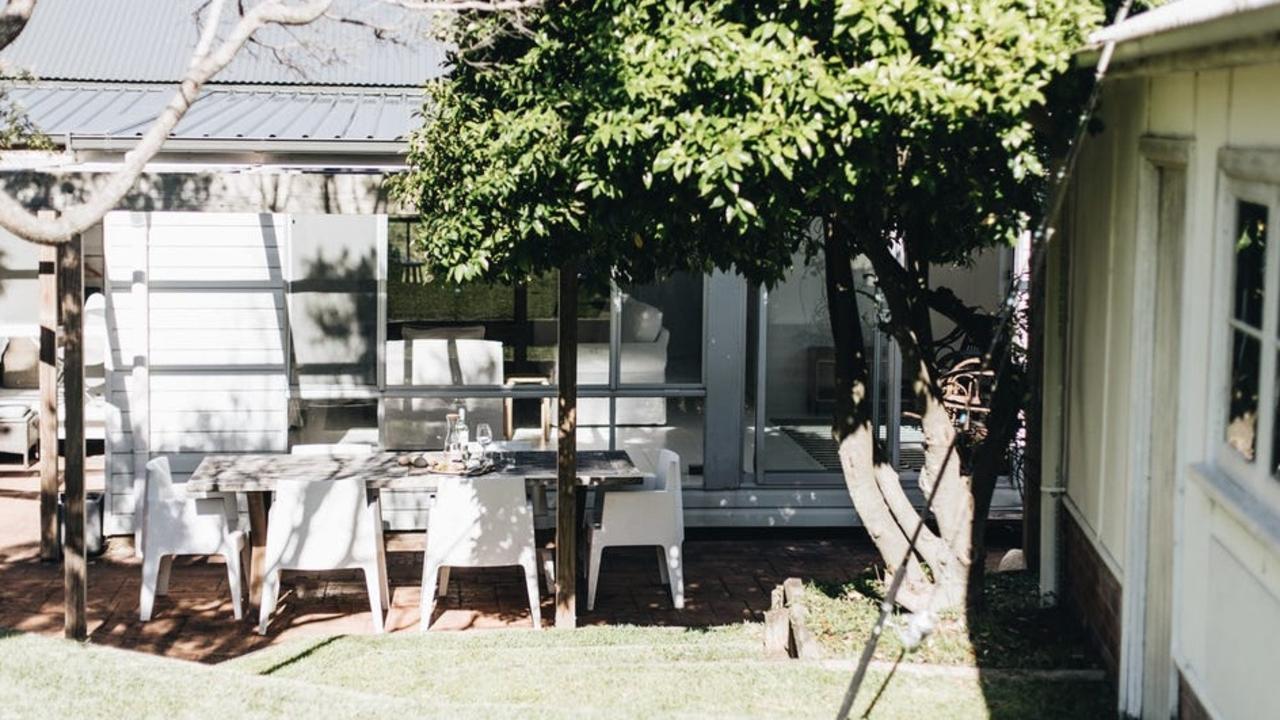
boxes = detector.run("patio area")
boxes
[0,465,901,664]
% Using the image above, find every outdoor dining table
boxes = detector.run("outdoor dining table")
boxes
[184,449,645,614]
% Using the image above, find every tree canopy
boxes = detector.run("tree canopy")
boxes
[395,0,1101,287]
[397,0,1105,612]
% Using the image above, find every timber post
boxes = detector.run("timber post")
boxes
[59,234,86,641]
[37,229,59,562]
[555,265,579,628]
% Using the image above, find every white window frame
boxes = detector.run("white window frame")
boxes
[1212,148,1280,513]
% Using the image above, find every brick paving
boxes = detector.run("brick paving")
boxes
[0,466,1004,664]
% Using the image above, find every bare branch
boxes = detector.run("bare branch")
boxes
[0,0,37,52]
[0,0,543,245]
[0,0,334,245]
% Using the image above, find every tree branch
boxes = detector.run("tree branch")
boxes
[0,0,36,52]
[0,0,544,246]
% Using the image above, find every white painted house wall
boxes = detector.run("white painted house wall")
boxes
[103,212,292,533]
[1049,64,1280,719]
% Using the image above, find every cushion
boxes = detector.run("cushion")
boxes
[1,336,38,389]
[0,404,32,421]
[402,325,486,341]
[620,297,664,344]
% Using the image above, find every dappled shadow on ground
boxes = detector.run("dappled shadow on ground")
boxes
[806,523,1116,719]
[0,468,891,664]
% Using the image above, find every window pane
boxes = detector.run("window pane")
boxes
[289,399,378,447]
[1226,330,1261,462]
[1233,200,1268,328]
[383,397,507,450]
[619,273,704,385]
[759,253,888,474]
[290,215,379,388]
[614,396,704,477]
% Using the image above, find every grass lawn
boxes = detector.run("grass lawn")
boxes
[1,622,1114,719]
[804,571,1104,671]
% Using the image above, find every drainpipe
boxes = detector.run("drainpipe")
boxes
[1038,236,1069,606]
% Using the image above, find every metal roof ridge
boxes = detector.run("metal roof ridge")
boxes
[8,79,422,95]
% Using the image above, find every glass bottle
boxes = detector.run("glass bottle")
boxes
[444,412,460,462]
[455,405,470,458]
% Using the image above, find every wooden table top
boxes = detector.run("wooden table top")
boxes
[185,450,645,494]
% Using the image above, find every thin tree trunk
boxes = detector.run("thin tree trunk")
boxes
[824,224,936,612]
[966,350,1024,614]
[857,232,971,612]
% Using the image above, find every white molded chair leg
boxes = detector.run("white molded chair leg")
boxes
[377,538,390,611]
[666,544,684,610]
[656,546,670,585]
[364,564,385,634]
[257,570,281,635]
[420,560,440,632]
[538,548,555,594]
[587,541,605,612]
[157,555,174,595]
[139,553,163,622]
[437,566,450,598]
[224,550,244,621]
[521,558,542,630]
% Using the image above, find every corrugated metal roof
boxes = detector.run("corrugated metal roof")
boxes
[13,83,421,144]
[1,0,449,87]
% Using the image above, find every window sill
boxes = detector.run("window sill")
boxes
[1189,463,1280,549]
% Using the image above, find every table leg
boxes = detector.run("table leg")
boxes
[575,489,589,616]
[246,492,269,609]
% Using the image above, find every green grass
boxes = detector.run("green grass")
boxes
[0,623,1114,719]
[804,571,1103,670]
[0,629,421,719]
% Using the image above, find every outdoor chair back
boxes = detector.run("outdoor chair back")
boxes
[421,475,542,629]
[138,456,245,622]
[588,449,685,611]
[258,447,388,634]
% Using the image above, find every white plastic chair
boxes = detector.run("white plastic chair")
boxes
[588,449,685,611]
[257,445,388,634]
[421,475,542,630]
[138,457,246,622]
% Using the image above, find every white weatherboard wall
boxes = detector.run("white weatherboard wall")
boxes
[1050,64,1280,720]
[103,212,290,534]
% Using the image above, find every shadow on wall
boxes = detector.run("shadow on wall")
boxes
[290,237,378,388]
[0,171,216,215]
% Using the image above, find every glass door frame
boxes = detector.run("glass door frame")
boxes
[748,282,903,487]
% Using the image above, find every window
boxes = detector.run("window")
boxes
[1217,175,1280,503]
[380,219,706,470]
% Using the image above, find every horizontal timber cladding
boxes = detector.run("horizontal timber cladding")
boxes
[102,212,291,534]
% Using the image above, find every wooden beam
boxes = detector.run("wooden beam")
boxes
[554,266,578,629]
[59,234,86,641]
[37,240,59,561]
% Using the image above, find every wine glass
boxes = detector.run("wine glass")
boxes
[475,422,493,463]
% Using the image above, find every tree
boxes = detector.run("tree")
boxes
[396,0,1101,613]
[0,0,540,246]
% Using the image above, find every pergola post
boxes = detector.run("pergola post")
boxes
[37,239,59,561]
[554,265,578,628]
[59,234,86,641]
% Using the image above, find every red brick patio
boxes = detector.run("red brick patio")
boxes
[0,466,894,663]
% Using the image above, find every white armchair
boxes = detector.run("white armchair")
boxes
[383,337,506,449]
[564,296,670,426]
[138,457,246,622]
[421,475,542,630]
[588,449,685,611]
[257,463,389,635]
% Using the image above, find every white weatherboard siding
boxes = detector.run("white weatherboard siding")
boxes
[1049,62,1280,719]
[103,212,290,531]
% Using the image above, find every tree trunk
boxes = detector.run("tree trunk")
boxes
[966,348,1024,614]
[824,225,938,613]
[854,228,972,612]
